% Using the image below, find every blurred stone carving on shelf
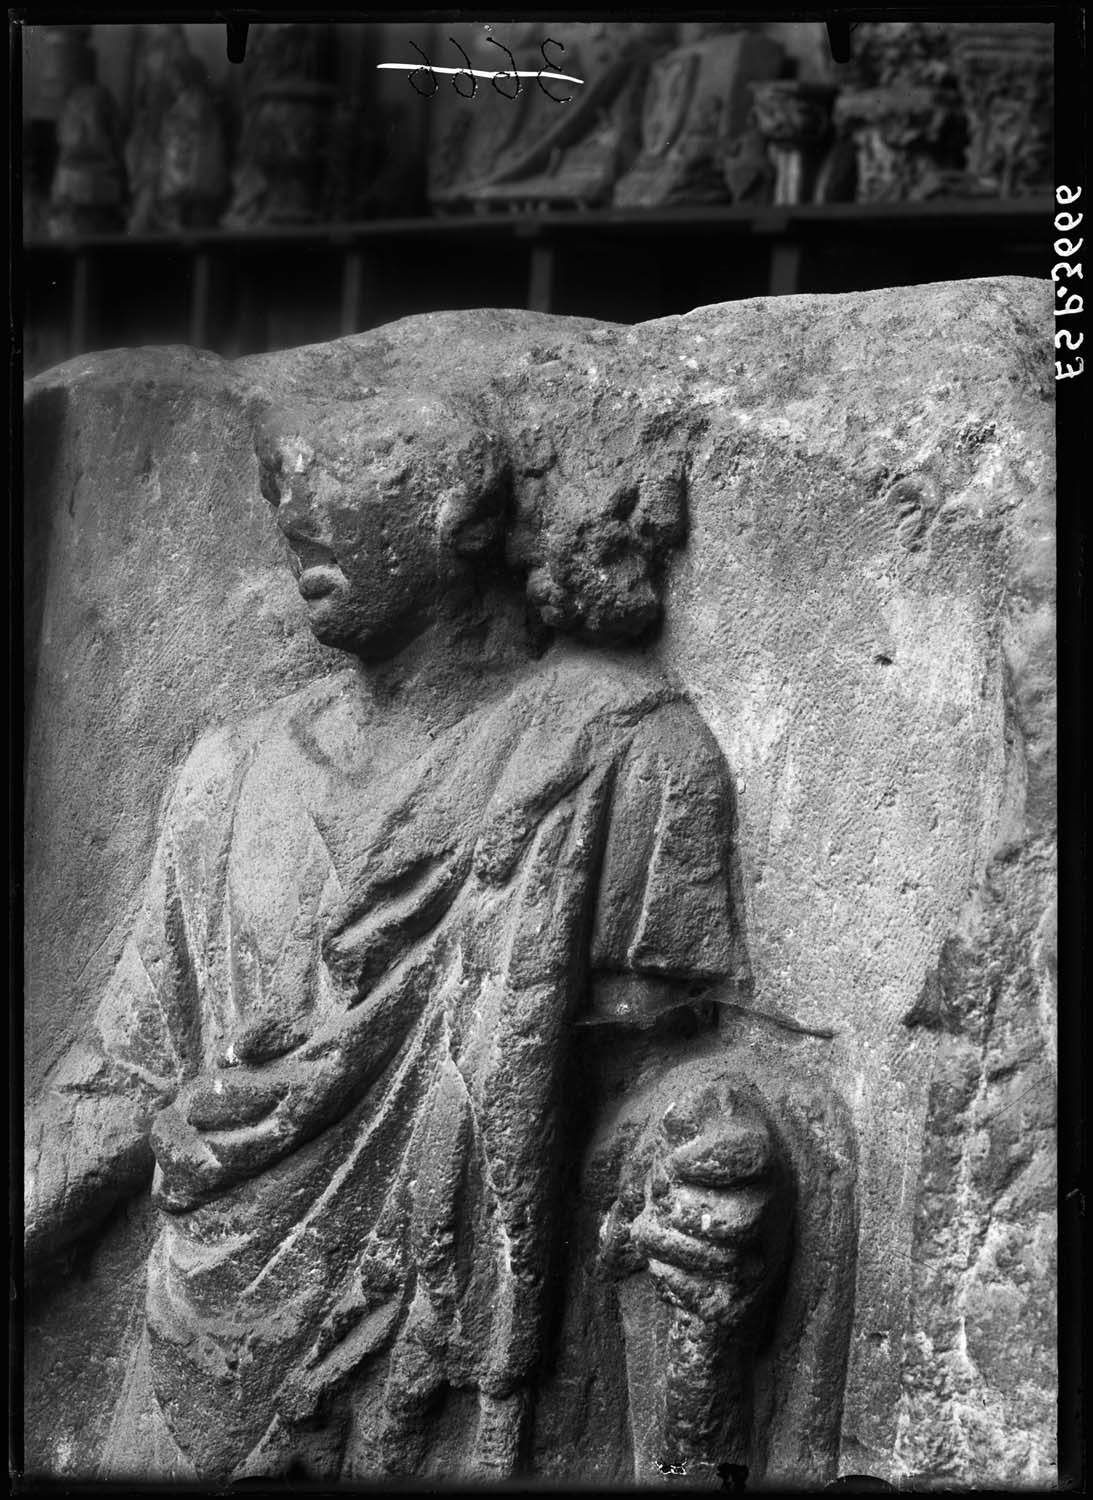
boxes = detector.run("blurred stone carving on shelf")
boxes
[428,23,673,212]
[26,18,1056,240]
[159,86,228,230]
[747,80,856,205]
[127,24,228,232]
[851,20,958,92]
[718,126,776,205]
[834,21,969,204]
[834,85,967,203]
[37,25,98,119]
[223,22,337,227]
[25,27,96,240]
[612,25,784,208]
[323,99,425,221]
[23,123,51,239]
[48,80,127,237]
[950,23,1052,198]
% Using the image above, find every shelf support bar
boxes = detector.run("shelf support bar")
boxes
[768,241,803,297]
[340,248,366,336]
[189,250,215,349]
[70,251,97,357]
[528,243,556,314]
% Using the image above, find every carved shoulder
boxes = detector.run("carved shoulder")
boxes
[622,696,730,784]
[164,671,353,832]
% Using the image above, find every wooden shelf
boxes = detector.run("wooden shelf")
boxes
[22,199,1052,376]
[24,197,1052,252]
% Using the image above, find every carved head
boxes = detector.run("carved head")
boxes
[254,380,690,658]
[255,391,508,658]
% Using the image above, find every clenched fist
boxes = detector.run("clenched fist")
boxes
[600,1065,796,1473]
[603,1069,794,1335]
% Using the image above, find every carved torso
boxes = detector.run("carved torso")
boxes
[60,650,743,1479]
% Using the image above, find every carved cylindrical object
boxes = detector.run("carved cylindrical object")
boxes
[661,1302,750,1477]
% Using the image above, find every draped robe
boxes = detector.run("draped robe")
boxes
[39,647,742,1480]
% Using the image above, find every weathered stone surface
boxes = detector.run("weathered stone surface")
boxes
[649,279,1055,1486]
[24,348,333,1094]
[23,277,1054,1487]
[23,351,336,1474]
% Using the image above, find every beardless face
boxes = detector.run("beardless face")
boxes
[256,394,503,659]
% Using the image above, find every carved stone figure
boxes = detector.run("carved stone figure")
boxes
[126,24,227,233]
[950,23,1053,197]
[157,84,228,230]
[48,80,127,237]
[24,367,835,1482]
[612,27,784,208]
[223,23,337,227]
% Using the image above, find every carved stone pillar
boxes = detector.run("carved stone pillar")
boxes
[748,81,838,206]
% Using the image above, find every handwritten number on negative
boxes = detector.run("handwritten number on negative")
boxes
[487,37,522,98]
[408,40,439,97]
[537,38,573,102]
[448,36,478,98]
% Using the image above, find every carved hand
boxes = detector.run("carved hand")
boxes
[605,1078,792,1326]
[149,1044,350,1212]
[148,973,419,1210]
[24,1056,158,1274]
[602,1071,795,1474]
[627,1094,793,1331]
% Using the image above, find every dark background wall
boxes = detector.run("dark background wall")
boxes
[21,19,1053,377]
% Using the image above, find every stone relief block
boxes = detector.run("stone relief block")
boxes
[23,278,1055,1488]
